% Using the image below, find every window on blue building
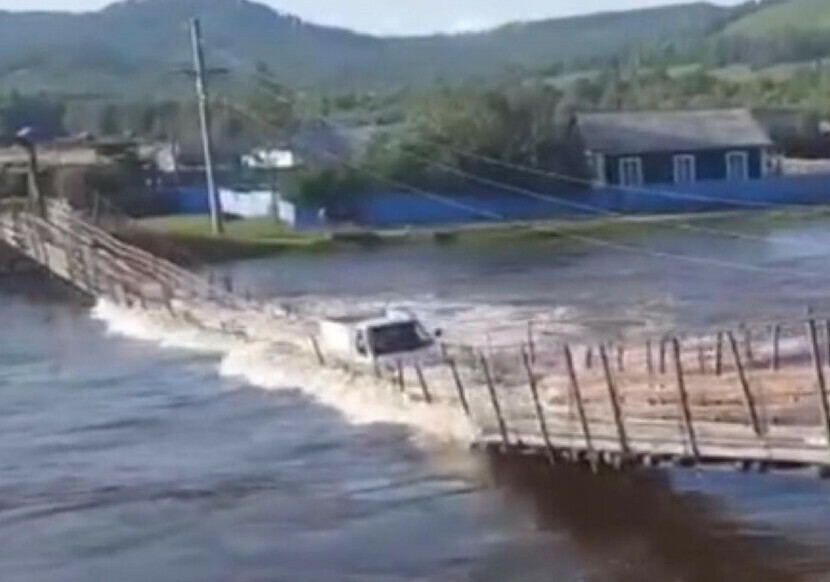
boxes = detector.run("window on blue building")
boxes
[673,155,696,184]
[619,157,643,187]
[726,151,749,181]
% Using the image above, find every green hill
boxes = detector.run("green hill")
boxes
[723,0,830,36]
[0,0,729,95]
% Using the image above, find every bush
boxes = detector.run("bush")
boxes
[293,166,368,214]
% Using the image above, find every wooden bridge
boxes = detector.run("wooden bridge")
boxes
[5,198,830,476]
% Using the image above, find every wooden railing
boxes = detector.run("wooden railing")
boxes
[348,319,830,473]
[5,199,830,474]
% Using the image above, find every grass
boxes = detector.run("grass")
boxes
[120,215,331,264]
[134,215,320,243]
[124,213,649,262]
[117,206,830,265]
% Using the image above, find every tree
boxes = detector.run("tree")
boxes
[98,104,121,136]
[247,62,296,143]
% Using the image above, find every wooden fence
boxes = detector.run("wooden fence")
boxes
[343,319,830,474]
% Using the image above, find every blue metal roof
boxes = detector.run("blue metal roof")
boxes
[576,108,773,155]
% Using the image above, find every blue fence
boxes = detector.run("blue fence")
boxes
[160,186,324,230]
[351,174,830,227]
[167,186,212,214]
[158,174,830,229]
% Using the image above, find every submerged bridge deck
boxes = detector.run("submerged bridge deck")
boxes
[4,199,830,475]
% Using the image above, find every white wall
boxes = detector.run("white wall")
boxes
[219,189,276,218]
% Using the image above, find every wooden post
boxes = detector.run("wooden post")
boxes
[599,345,629,455]
[88,248,100,296]
[807,319,830,453]
[715,332,724,376]
[616,344,625,372]
[91,190,102,224]
[527,321,536,366]
[309,335,325,366]
[105,272,118,305]
[671,337,700,460]
[521,346,554,458]
[727,331,764,438]
[21,139,45,218]
[396,360,405,393]
[162,284,176,317]
[646,339,654,376]
[659,337,668,375]
[697,341,707,374]
[563,344,593,453]
[584,346,593,370]
[825,320,830,366]
[771,324,781,372]
[743,325,755,366]
[446,357,470,417]
[480,353,509,448]
[414,363,432,404]
[116,281,129,307]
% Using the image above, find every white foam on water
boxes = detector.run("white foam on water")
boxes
[219,343,475,443]
[92,299,240,353]
[92,291,665,446]
[91,298,476,444]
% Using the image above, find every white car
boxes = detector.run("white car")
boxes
[318,308,442,368]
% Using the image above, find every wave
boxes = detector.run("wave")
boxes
[91,292,667,446]
[91,299,474,444]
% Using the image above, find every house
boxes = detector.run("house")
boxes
[152,141,240,186]
[287,120,389,167]
[0,137,153,209]
[575,109,776,188]
[241,148,297,170]
[753,107,830,159]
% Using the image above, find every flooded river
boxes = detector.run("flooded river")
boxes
[4,213,830,581]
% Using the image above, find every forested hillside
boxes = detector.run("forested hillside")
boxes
[0,0,729,94]
[724,0,830,36]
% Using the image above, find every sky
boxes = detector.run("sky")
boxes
[0,0,745,35]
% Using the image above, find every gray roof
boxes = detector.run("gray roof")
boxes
[576,109,773,155]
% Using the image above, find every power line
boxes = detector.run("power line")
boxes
[204,49,830,341]
[215,47,830,253]
[416,139,786,210]
[219,96,830,338]
[395,144,830,252]
[219,98,830,281]
[219,102,501,221]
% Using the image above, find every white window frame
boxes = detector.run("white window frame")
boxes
[593,153,606,186]
[673,154,697,184]
[618,157,643,187]
[761,148,779,177]
[726,151,749,181]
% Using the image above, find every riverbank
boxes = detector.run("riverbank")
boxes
[116,216,332,264]
[118,206,830,264]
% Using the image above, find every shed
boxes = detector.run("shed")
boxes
[575,109,775,188]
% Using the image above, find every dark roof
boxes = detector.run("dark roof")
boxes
[576,109,773,155]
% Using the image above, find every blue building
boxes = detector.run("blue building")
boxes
[575,109,776,188]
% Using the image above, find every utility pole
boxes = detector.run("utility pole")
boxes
[14,129,44,218]
[189,17,224,236]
